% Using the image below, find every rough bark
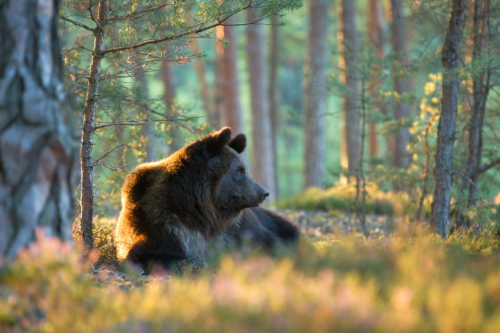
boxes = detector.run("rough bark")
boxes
[80,0,107,248]
[0,0,79,259]
[465,0,489,208]
[269,15,280,198]
[367,0,386,157]
[222,18,243,135]
[246,9,276,203]
[340,0,361,175]
[431,0,468,238]
[160,60,181,153]
[190,40,216,127]
[304,0,330,189]
[391,0,411,168]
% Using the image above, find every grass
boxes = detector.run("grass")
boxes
[277,183,432,217]
[2,223,500,332]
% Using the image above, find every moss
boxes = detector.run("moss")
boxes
[277,183,431,217]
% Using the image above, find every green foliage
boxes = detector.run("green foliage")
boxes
[2,229,500,332]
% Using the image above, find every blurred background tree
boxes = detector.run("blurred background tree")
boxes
[4,0,495,252]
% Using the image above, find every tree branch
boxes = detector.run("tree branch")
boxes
[99,63,145,80]
[479,157,500,174]
[101,22,223,55]
[99,52,196,80]
[88,0,97,24]
[60,15,94,31]
[94,118,174,130]
[107,2,170,22]
[453,170,478,189]
[106,1,133,18]
[99,161,126,175]
[100,2,268,55]
[136,104,197,133]
[93,144,125,166]
[89,0,105,32]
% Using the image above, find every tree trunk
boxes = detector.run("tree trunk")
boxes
[0,0,79,259]
[304,0,330,189]
[134,54,157,162]
[160,60,181,153]
[431,0,468,238]
[80,0,107,248]
[269,15,280,198]
[246,9,276,203]
[391,0,411,168]
[340,0,361,176]
[367,0,386,158]
[190,40,216,128]
[214,25,225,130]
[222,19,243,135]
[465,0,489,209]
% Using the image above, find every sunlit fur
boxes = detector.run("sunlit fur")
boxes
[115,127,299,269]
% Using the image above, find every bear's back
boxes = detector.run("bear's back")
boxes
[116,160,171,259]
[122,160,171,204]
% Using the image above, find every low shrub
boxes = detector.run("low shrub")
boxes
[72,216,118,266]
[1,227,500,332]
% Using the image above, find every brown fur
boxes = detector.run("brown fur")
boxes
[115,127,298,269]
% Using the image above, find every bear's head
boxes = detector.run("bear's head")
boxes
[187,127,270,214]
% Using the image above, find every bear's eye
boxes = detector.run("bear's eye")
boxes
[236,167,245,176]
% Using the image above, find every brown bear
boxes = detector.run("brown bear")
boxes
[115,127,299,270]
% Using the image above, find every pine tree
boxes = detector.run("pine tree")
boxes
[60,0,301,246]
[222,18,243,135]
[339,0,361,177]
[0,0,79,259]
[431,0,468,238]
[246,9,276,202]
[304,0,330,189]
[391,0,411,168]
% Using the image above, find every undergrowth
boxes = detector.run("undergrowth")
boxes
[1,225,500,332]
[72,216,118,266]
[277,183,431,217]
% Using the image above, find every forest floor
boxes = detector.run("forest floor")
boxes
[3,208,500,332]
[278,209,408,238]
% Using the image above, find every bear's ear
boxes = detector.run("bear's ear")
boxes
[228,133,246,154]
[205,127,232,154]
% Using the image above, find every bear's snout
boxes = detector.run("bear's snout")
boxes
[259,189,270,204]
